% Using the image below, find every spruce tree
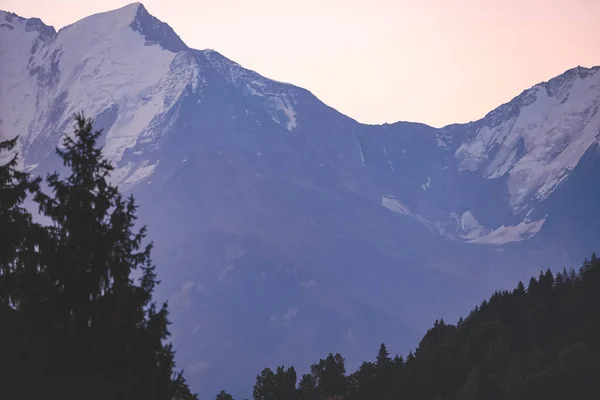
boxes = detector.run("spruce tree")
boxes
[0,115,196,400]
[375,343,393,399]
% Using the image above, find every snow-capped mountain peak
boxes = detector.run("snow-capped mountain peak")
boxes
[451,66,600,211]
[1,3,199,186]
[1,3,305,181]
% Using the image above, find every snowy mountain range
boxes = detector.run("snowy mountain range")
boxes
[2,3,600,397]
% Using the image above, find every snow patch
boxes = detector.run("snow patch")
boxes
[421,176,431,191]
[381,196,410,215]
[468,218,546,245]
[453,211,487,240]
[356,142,365,167]
[451,210,545,244]
[246,83,264,97]
[122,160,158,184]
[272,97,297,130]
[24,163,39,172]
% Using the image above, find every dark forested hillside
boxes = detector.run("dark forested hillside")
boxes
[222,256,600,400]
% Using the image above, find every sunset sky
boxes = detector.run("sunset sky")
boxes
[3,0,599,127]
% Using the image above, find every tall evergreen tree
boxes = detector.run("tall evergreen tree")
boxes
[376,343,391,367]
[0,115,196,400]
[374,343,393,399]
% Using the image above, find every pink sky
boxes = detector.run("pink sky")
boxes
[3,0,599,127]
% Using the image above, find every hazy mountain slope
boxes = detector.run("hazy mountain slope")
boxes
[2,3,600,397]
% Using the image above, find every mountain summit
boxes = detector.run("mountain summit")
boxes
[2,4,600,398]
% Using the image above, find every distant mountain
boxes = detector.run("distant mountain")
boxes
[2,3,600,397]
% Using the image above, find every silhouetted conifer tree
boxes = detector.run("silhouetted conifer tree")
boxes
[0,115,196,400]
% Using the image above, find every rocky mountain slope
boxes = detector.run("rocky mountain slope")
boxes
[2,3,600,397]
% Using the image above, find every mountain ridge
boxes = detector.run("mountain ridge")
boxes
[4,5,598,131]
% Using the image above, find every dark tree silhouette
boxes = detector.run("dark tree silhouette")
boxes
[0,114,196,400]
